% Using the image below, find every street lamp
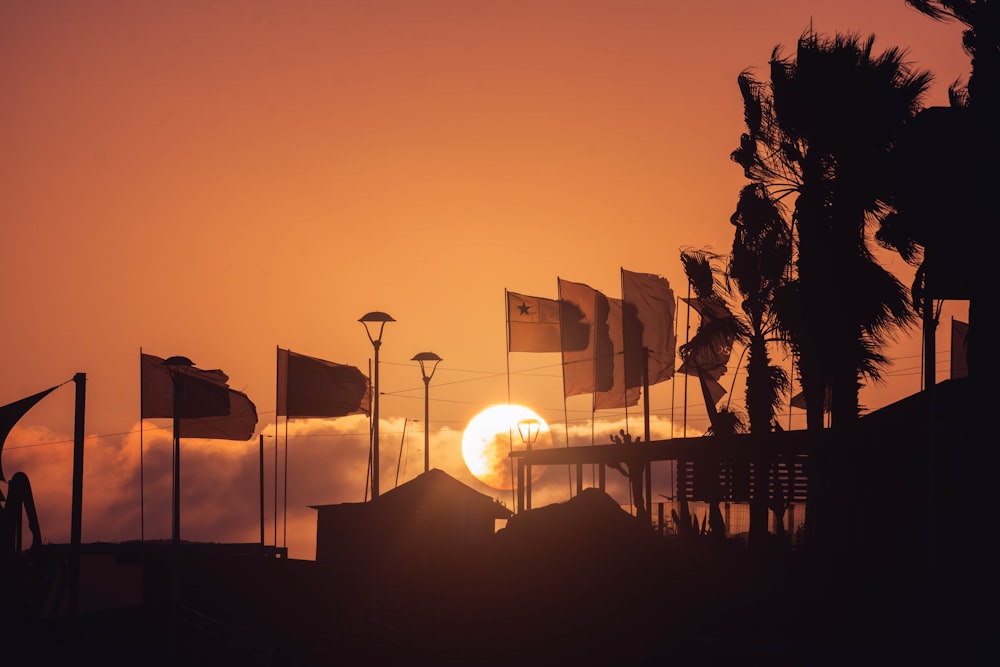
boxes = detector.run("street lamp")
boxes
[518,418,540,510]
[163,355,193,544]
[411,352,443,473]
[359,311,395,499]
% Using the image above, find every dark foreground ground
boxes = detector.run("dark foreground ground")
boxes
[4,488,969,667]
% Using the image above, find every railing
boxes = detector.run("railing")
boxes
[639,500,806,544]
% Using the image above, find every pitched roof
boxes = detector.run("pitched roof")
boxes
[311,468,512,520]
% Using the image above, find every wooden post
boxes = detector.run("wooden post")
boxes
[517,459,525,513]
[69,372,86,617]
[259,434,265,547]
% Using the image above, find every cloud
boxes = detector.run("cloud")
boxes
[2,413,697,559]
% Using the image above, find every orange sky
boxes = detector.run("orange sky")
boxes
[1,1,971,559]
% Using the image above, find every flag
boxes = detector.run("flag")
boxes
[594,297,641,410]
[951,318,969,379]
[700,374,728,407]
[141,353,232,419]
[622,269,676,386]
[0,385,59,481]
[507,291,562,353]
[277,348,370,418]
[179,389,258,441]
[676,296,734,381]
[506,291,589,353]
[558,278,615,397]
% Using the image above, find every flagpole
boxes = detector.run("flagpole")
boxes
[504,289,516,512]
[557,278,571,450]
[556,278,574,505]
[274,422,278,546]
[683,283,691,437]
[139,348,145,544]
[671,296,679,504]
[259,433,265,547]
[671,296,678,438]
[620,268,631,436]
[365,358,372,502]
[69,372,86,618]
[283,418,288,548]
[274,346,280,548]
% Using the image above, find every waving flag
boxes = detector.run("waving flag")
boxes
[179,389,258,441]
[622,268,676,386]
[141,352,256,440]
[594,297,641,410]
[0,385,60,481]
[277,347,370,418]
[507,291,563,353]
[141,353,232,419]
[558,278,614,397]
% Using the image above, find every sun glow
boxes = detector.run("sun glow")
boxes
[461,404,551,490]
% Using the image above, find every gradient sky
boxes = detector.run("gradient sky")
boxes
[1,1,971,559]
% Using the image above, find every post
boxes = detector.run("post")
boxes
[423,375,430,473]
[517,419,540,511]
[372,339,381,499]
[923,285,936,392]
[172,387,181,545]
[162,355,192,661]
[69,372,86,617]
[526,448,532,511]
[517,459,525,513]
[642,348,652,522]
[259,433,265,547]
[171,379,181,659]
[411,352,442,475]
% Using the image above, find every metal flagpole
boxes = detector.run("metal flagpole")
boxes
[139,348,145,543]
[69,372,86,618]
[505,289,516,512]
[259,433,264,547]
[283,418,288,548]
[274,346,279,548]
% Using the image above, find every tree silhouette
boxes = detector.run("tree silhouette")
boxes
[888,4,995,656]
[903,1,999,110]
[678,249,746,540]
[731,28,932,549]
[728,183,792,545]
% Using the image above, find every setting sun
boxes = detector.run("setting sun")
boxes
[461,404,551,490]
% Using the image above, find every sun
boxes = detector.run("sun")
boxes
[461,404,551,490]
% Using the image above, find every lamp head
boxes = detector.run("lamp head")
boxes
[411,351,443,381]
[359,311,395,344]
[517,418,541,447]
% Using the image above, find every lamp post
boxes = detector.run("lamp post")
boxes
[163,355,193,544]
[518,418,540,510]
[162,355,192,661]
[359,311,394,499]
[411,352,443,473]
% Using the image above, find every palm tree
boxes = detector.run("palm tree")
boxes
[677,249,747,541]
[889,6,994,654]
[885,1,994,393]
[903,1,999,111]
[728,183,793,545]
[728,184,792,435]
[678,249,747,432]
[732,29,929,430]
[731,29,932,549]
